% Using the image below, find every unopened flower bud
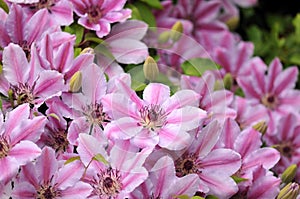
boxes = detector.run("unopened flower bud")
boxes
[281,164,297,184]
[223,73,233,90]
[277,182,300,199]
[252,121,268,135]
[170,21,183,42]
[69,71,82,92]
[143,56,159,82]
[226,16,240,31]
[158,31,171,43]
[80,47,95,55]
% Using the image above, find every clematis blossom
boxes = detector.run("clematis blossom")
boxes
[12,146,92,199]
[102,78,207,150]
[70,0,131,38]
[0,103,46,184]
[77,134,150,199]
[0,43,66,110]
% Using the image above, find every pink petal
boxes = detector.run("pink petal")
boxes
[201,149,241,175]
[108,38,148,64]
[267,58,282,92]
[20,162,39,189]
[53,41,73,73]
[234,128,261,158]
[199,173,238,198]
[50,0,74,26]
[121,168,149,193]
[108,20,148,40]
[60,181,92,199]
[132,129,159,149]
[162,90,200,113]
[96,20,111,38]
[219,118,240,149]
[167,174,200,197]
[0,157,18,183]
[36,147,57,183]
[10,116,46,145]
[150,156,176,197]
[102,93,139,119]
[274,66,298,95]
[55,161,84,189]
[5,4,26,43]
[3,43,29,84]
[81,63,107,104]
[4,103,30,138]
[143,83,170,105]
[65,53,94,80]
[158,124,191,150]
[25,9,49,44]
[102,0,127,13]
[33,70,65,98]
[191,120,222,157]
[77,134,108,167]
[104,117,142,140]
[243,148,280,171]
[11,182,36,199]
[9,140,41,165]
[166,106,206,131]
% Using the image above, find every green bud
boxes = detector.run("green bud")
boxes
[226,16,240,31]
[80,47,95,55]
[223,73,233,90]
[281,164,297,184]
[143,56,159,82]
[252,121,268,135]
[170,21,183,42]
[69,71,82,92]
[277,182,300,199]
[158,31,171,43]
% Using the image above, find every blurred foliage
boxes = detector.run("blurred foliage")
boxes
[236,0,300,88]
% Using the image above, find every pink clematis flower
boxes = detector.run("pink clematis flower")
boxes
[172,120,241,198]
[130,156,200,198]
[77,134,150,199]
[102,78,207,150]
[0,103,46,184]
[155,0,227,43]
[12,146,92,199]
[70,0,131,38]
[0,43,66,110]
[216,118,280,196]
[181,71,236,124]
[264,113,300,182]
[0,4,50,56]
[7,0,74,26]
[62,63,110,145]
[237,58,300,127]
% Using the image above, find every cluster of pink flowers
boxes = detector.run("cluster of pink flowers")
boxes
[0,0,299,198]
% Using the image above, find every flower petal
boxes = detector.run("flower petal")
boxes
[36,147,58,183]
[59,181,92,199]
[143,83,170,105]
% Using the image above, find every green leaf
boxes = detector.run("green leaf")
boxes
[93,154,109,165]
[0,0,9,13]
[132,79,147,91]
[191,197,205,199]
[181,58,219,77]
[74,48,82,57]
[293,14,300,40]
[231,175,248,184]
[126,4,142,20]
[139,0,162,9]
[234,87,245,97]
[63,23,85,45]
[134,1,157,28]
[64,156,80,165]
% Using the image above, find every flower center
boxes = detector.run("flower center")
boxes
[44,129,69,153]
[29,0,56,13]
[261,93,278,110]
[92,168,122,198]
[83,103,110,129]
[0,136,10,159]
[274,141,294,158]
[87,6,102,24]
[140,104,166,131]
[37,184,59,199]
[9,83,35,108]
[175,153,201,177]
